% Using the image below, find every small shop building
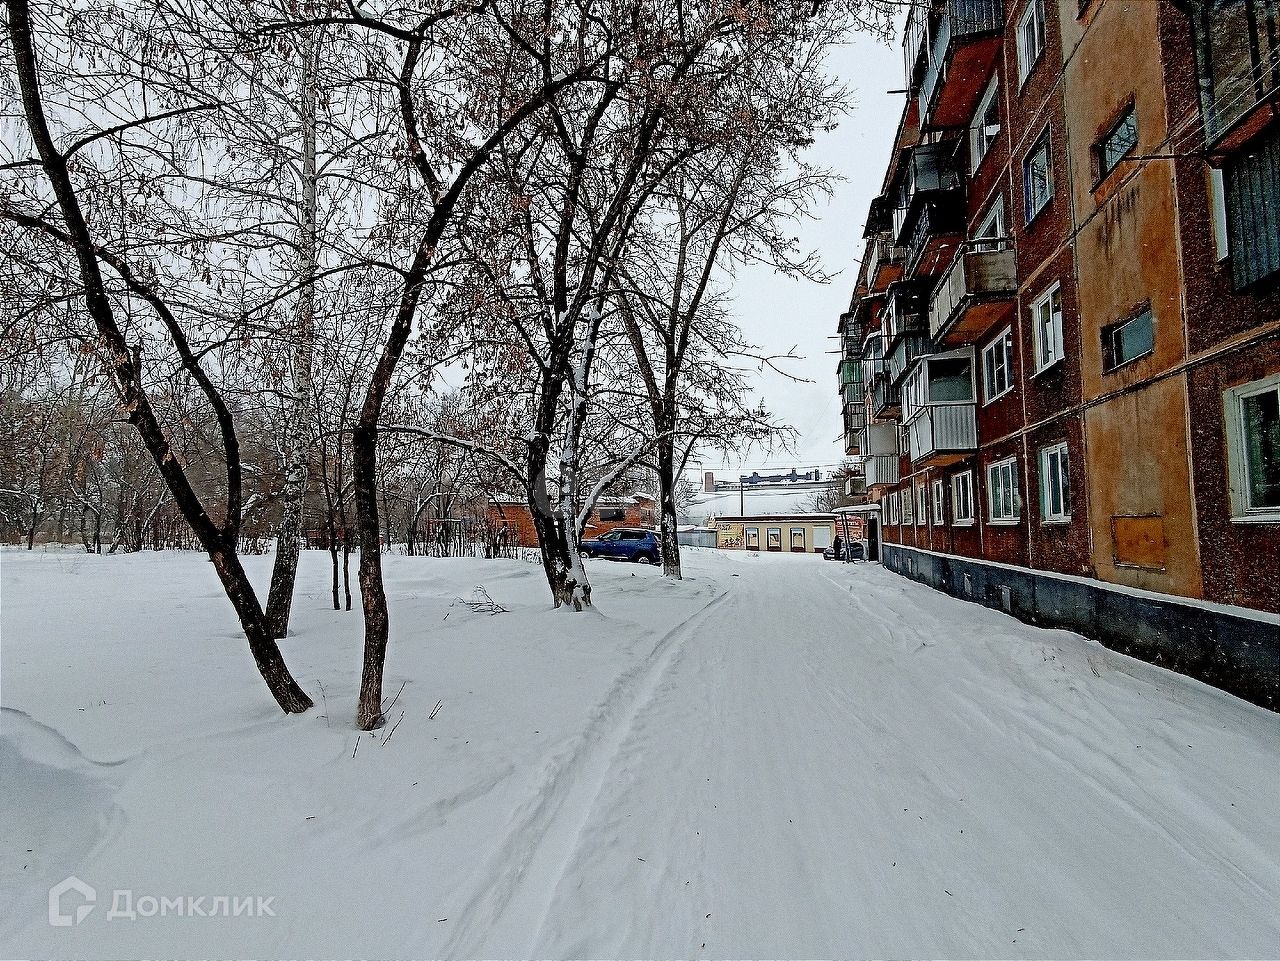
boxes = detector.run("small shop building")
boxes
[713,513,836,553]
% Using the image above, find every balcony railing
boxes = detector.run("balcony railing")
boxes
[872,375,903,418]
[864,453,900,489]
[868,233,907,288]
[1191,0,1280,145]
[842,381,863,407]
[887,333,934,384]
[929,238,1017,341]
[838,358,862,388]
[906,405,977,463]
[844,431,861,457]
[917,0,1005,124]
[885,280,927,341]
[906,197,967,276]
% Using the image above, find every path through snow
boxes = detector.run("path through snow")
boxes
[2,548,1277,957]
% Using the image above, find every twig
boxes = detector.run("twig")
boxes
[317,680,330,728]
[382,680,407,714]
[381,711,406,747]
[351,735,361,759]
[428,699,443,720]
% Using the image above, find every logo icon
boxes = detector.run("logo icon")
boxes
[49,876,96,927]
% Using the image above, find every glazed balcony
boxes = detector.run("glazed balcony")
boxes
[902,348,978,466]
[838,358,862,390]
[861,421,899,457]
[929,239,1017,344]
[844,399,867,437]
[891,141,963,246]
[844,431,862,457]
[915,0,1005,130]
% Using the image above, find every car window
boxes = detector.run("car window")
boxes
[599,531,621,541]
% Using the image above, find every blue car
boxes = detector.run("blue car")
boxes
[579,528,661,564]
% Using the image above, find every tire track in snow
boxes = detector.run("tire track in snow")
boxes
[438,585,734,956]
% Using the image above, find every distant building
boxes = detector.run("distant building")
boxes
[486,495,657,549]
[713,513,836,553]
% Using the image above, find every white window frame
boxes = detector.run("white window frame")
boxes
[982,327,1015,404]
[1039,442,1071,523]
[1031,282,1065,373]
[1017,0,1046,85]
[1224,373,1280,522]
[902,484,915,525]
[970,77,1001,172]
[1024,130,1053,223]
[951,471,975,526]
[932,478,945,525]
[916,481,927,526]
[975,197,1006,248]
[986,456,1021,524]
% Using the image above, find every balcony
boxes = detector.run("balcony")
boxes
[905,195,967,277]
[864,454,900,490]
[1189,0,1280,148]
[929,239,1017,344]
[892,141,963,245]
[887,332,934,384]
[842,380,864,408]
[884,280,928,342]
[844,430,861,457]
[915,0,1005,130]
[868,232,907,291]
[902,348,977,466]
[844,400,867,438]
[872,374,903,418]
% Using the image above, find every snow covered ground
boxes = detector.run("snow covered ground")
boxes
[2,546,1278,958]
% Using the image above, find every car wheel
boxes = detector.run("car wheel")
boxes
[640,553,659,565]
[579,549,591,558]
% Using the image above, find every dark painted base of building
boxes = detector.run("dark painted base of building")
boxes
[881,543,1280,713]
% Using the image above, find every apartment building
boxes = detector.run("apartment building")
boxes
[837,0,1279,705]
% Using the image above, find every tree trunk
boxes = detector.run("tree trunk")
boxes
[656,434,683,579]
[209,547,313,713]
[264,25,318,640]
[527,448,591,610]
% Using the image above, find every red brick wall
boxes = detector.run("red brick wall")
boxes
[486,500,656,549]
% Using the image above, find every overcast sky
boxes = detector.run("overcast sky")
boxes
[694,30,906,480]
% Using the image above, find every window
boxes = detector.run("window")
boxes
[1190,0,1280,142]
[886,492,900,525]
[916,482,927,525]
[1095,104,1138,180]
[982,327,1015,403]
[1017,0,1047,84]
[766,527,782,550]
[1102,307,1155,371]
[1031,283,1065,373]
[1225,374,1280,519]
[1224,125,1280,288]
[970,77,1001,171]
[597,506,625,521]
[951,471,975,525]
[1039,442,1071,523]
[932,478,945,525]
[974,198,1006,252]
[987,457,1021,523]
[1024,131,1053,222]
[902,485,915,525]
[746,527,760,548]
